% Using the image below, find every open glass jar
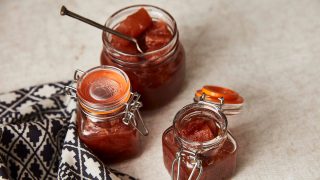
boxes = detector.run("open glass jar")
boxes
[100,5,185,110]
[162,85,244,180]
[65,66,148,163]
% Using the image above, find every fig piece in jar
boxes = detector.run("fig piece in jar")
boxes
[143,21,173,61]
[111,40,140,54]
[145,21,173,51]
[179,117,218,142]
[112,8,152,47]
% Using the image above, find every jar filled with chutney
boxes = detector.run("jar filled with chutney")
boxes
[101,5,185,109]
[162,85,244,180]
[65,66,149,163]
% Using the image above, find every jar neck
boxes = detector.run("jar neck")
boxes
[173,101,228,153]
[78,99,127,117]
[102,5,179,67]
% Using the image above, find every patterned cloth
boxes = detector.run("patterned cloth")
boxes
[0,81,136,180]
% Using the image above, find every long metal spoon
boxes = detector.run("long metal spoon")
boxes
[60,6,144,53]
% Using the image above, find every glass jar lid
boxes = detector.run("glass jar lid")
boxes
[76,66,131,114]
[194,85,244,115]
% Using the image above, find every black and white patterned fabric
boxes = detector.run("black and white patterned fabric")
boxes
[0,81,136,180]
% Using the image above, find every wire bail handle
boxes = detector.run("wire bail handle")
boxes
[171,148,203,180]
[122,93,149,136]
[199,93,224,110]
[64,69,84,98]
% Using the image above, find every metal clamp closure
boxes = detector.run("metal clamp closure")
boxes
[64,69,85,98]
[64,86,77,98]
[122,93,149,136]
[199,93,224,110]
[74,69,84,82]
[171,149,203,180]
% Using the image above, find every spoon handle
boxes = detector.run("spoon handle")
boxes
[60,6,136,44]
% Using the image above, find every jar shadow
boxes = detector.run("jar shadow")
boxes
[229,121,254,175]
[230,111,273,175]
[139,106,171,152]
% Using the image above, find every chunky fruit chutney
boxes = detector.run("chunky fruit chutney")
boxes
[77,110,140,163]
[162,85,244,180]
[67,66,148,163]
[101,5,185,109]
[178,116,219,142]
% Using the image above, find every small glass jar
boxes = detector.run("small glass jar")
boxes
[162,85,244,180]
[100,5,186,110]
[65,66,148,163]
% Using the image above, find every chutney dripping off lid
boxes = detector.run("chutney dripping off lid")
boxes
[194,85,244,115]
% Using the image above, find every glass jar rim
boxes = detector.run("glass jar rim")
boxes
[173,101,228,151]
[102,4,178,60]
[76,65,131,113]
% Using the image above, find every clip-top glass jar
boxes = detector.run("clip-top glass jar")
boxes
[100,5,185,110]
[162,85,244,180]
[65,66,149,163]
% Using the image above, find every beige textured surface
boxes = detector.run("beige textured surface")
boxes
[1,0,320,179]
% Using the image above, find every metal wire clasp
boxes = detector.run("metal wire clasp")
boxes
[122,93,149,136]
[199,93,224,110]
[64,69,85,98]
[171,149,203,180]
[64,86,77,98]
[73,69,84,82]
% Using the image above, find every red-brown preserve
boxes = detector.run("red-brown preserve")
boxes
[162,85,244,180]
[66,66,148,163]
[100,5,185,109]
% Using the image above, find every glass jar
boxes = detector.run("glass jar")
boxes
[65,66,148,163]
[162,85,244,180]
[100,5,186,110]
